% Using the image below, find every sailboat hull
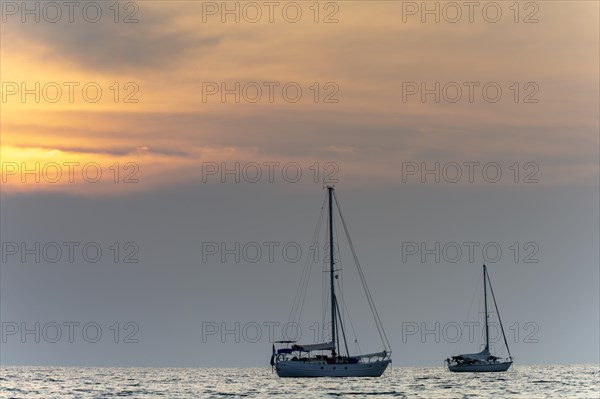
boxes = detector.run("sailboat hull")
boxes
[448,361,512,373]
[276,360,391,377]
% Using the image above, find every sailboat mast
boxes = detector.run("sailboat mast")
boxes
[328,186,336,356]
[483,264,489,351]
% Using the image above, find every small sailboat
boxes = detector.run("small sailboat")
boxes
[446,264,513,372]
[271,186,392,377]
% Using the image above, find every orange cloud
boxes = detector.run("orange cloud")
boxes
[1,1,597,194]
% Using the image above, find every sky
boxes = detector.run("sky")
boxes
[0,1,598,367]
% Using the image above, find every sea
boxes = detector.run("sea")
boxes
[1,364,598,398]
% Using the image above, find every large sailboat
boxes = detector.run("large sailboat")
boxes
[445,265,513,372]
[270,186,392,377]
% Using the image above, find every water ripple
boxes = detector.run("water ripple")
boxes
[0,365,598,398]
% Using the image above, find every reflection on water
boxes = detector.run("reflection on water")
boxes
[1,364,598,398]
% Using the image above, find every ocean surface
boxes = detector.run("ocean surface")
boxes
[1,365,598,398]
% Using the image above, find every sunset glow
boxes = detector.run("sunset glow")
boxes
[2,1,598,193]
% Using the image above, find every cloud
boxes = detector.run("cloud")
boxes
[2,107,597,195]
[2,3,222,74]
[1,1,597,194]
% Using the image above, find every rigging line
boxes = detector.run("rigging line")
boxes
[333,190,389,351]
[336,195,390,353]
[287,194,327,327]
[486,267,512,359]
[334,294,350,357]
[289,257,309,325]
[476,283,484,351]
[337,277,361,355]
[333,191,391,353]
[322,262,331,341]
[288,240,311,325]
[296,196,327,324]
[333,208,344,335]
[454,272,482,355]
[321,210,332,342]
[295,213,324,325]
[334,297,341,355]
[322,246,327,341]
[323,288,330,342]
